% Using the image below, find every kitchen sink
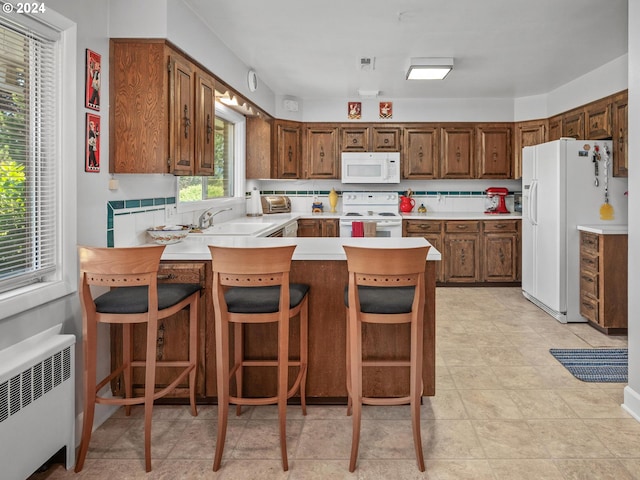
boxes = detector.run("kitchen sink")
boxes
[197,222,274,236]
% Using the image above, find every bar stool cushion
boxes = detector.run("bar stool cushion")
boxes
[344,285,416,314]
[95,283,201,314]
[225,283,310,314]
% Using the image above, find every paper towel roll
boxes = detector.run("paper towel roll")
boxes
[248,188,262,216]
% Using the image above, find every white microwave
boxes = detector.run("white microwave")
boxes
[341,152,400,184]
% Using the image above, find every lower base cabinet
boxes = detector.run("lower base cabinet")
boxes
[579,231,627,333]
[297,218,339,237]
[404,219,521,285]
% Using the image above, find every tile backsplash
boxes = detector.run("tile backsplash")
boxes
[107,197,175,247]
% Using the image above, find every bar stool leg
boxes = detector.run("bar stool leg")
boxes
[123,323,133,417]
[143,317,158,472]
[188,296,199,417]
[213,312,230,472]
[278,314,290,471]
[348,312,362,473]
[345,309,352,417]
[75,320,97,473]
[411,316,425,472]
[233,322,243,416]
[299,297,309,416]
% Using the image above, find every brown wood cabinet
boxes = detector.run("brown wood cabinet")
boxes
[305,125,339,178]
[110,261,210,399]
[548,115,563,141]
[585,99,612,139]
[579,231,627,334]
[372,126,401,151]
[403,127,439,179]
[612,93,628,177]
[483,220,520,282]
[513,120,547,179]
[297,218,339,237]
[194,71,216,175]
[110,40,216,175]
[273,120,303,179]
[341,127,369,151]
[443,221,481,283]
[476,124,512,179]
[403,220,444,282]
[440,126,475,178]
[246,116,273,179]
[404,219,521,285]
[562,109,584,139]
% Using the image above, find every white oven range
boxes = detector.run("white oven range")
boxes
[339,191,402,237]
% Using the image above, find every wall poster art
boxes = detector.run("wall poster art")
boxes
[348,101,361,120]
[379,101,393,119]
[85,49,101,110]
[85,113,100,172]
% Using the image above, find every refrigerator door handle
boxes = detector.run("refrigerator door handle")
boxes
[530,180,538,226]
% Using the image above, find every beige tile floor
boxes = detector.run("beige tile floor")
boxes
[30,287,640,479]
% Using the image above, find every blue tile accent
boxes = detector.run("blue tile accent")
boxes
[107,230,114,248]
[141,198,154,207]
[154,197,166,205]
[125,200,140,209]
[110,200,125,210]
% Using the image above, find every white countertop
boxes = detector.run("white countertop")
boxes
[577,224,628,235]
[162,236,441,262]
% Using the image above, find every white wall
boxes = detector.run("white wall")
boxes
[623,0,640,421]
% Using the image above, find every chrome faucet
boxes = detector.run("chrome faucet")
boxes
[198,207,232,229]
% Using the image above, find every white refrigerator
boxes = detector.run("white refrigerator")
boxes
[521,138,628,323]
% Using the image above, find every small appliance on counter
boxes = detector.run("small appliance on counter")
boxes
[484,187,510,214]
[260,195,291,214]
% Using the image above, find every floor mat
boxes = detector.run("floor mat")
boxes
[549,348,628,383]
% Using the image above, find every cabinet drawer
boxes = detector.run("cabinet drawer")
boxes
[580,232,599,253]
[483,220,519,233]
[445,221,480,233]
[580,252,599,273]
[405,221,442,234]
[158,262,205,285]
[580,270,599,299]
[580,294,599,323]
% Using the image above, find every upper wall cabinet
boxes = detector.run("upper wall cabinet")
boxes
[110,40,215,175]
[513,120,547,179]
[403,126,439,179]
[273,120,303,179]
[475,124,512,179]
[341,127,369,152]
[305,125,339,179]
[585,99,612,139]
[246,116,273,179]
[440,126,475,178]
[562,109,584,139]
[612,92,628,177]
[547,115,563,142]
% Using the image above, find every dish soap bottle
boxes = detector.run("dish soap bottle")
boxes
[329,188,338,213]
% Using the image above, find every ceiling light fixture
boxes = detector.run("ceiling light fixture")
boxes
[406,57,454,80]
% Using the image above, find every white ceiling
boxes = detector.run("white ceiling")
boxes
[184,0,628,100]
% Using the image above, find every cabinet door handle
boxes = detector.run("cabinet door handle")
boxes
[158,273,177,280]
[156,323,165,360]
[456,225,468,230]
[183,105,191,139]
[494,224,506,229]
[206,114,212,144]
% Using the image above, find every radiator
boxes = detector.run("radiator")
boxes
[0,324,75,480]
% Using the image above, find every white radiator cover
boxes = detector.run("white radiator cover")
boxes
[0,324,75,480]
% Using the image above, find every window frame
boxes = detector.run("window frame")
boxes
[176,103,246,214]
[0,8,77,321]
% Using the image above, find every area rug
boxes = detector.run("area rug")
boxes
[549,348,628,383]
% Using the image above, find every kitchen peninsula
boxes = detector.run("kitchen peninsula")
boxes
[148,236,440,403]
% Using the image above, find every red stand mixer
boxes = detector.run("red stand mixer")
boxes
[484,187,510,214]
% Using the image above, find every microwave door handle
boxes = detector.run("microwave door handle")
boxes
[382,161,388,180]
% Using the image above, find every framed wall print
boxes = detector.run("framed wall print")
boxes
[379,102,393,119]
[85,113,100,172]
[85,49,101,110]
[348,101,361,120]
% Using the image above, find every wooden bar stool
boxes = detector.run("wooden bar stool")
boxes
[343,245,430,472]
[209,245,309,472]
[75,245,200,473]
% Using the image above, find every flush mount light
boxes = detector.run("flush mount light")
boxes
[406,57,454,80]
[357,89,379,98]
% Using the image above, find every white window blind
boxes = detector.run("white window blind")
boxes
[0,18,58,294]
